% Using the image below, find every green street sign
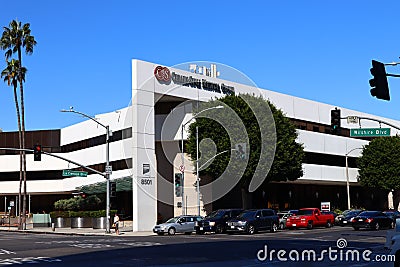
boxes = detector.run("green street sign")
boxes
[350,128,391,137]
[62,170,88,177]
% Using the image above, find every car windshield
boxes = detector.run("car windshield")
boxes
[165,217,179,223]
[346,210,361,216]
[206,210,225,219]
[297,210,313,215]
[237,211,256,219]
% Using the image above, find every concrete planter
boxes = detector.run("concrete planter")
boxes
[92,217,108,229]
[71,217,92,228]
[51,217,71,228]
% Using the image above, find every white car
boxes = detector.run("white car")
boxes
[153,215,203,235]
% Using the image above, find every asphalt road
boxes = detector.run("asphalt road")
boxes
[0,226,395,266]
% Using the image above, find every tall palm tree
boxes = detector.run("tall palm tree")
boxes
[1,59,26,228]
[1,19,36,229]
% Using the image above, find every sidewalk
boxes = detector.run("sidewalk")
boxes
[0,224,154,237]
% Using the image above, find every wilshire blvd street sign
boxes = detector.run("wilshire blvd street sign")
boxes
[350,128,391,137]
[62,170,88,177]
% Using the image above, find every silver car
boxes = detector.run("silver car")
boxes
[153,215,203,235]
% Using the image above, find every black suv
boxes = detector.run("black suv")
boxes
[226,209,279,234]
[194,209,243,234]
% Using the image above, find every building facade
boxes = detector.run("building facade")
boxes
[0,59,399,231]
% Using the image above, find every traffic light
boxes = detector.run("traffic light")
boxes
[110,181,117,197]
[175,173,182,197]
[33,144,41,161]
[369,60,390,101]
[235,143,247,160]
[331,108,341,134]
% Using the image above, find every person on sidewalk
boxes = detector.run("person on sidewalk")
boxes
[113,213,120,235]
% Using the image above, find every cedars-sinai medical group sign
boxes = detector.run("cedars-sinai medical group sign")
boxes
[154,65,235,96]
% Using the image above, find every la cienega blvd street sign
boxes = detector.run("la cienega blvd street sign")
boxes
[62,170,88,177]
[350,128,391,137]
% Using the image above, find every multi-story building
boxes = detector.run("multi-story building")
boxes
[0,59,398,231]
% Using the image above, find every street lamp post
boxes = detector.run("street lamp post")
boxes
[60,108,112,233]
[345,147,363,210]
[180,105,224,215]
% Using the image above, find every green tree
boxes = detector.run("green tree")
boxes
[186,94,304,208]
[1,19,37,229]
[357,136,400,209]
[1,59,27,224]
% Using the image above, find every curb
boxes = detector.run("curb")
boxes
[0,227,154,237]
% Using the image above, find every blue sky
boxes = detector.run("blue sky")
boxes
[1,1,400,131]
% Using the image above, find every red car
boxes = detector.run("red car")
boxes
[286,208,335,229]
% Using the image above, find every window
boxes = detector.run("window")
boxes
[262,210,274,217]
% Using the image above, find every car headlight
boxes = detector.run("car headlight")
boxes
[195,221,198,226]
[209,222,216,226]
[238,221,246,226]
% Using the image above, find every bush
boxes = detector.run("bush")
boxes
[49,211,70,218]
[53,195,102,211]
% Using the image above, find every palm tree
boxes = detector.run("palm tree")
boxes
[1,59,27,228]
[1,19,36,229]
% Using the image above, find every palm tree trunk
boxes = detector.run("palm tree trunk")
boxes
[13,84,23,230]
[18,47,27,229]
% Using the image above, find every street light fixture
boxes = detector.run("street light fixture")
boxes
[180,105,224,215]
[60,107,113,233]
[345,147,363,210]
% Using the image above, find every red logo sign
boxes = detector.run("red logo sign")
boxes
[154,66,171,83]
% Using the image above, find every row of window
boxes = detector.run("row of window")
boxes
[0,158,132,182]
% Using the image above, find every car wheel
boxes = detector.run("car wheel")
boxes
[215,224,224,234]
[168,227,176,235]
[196,230,204,235]
[247,224,255,235]
[307,221,313,230]
[326,221,332,228]
[279,223,285,230]
[270,222,278,233]
[374,222,380,231]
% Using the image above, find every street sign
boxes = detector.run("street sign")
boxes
[62,170,88,177]
[105,165,112,175]
[179,165,185,173]
[350,128,391,137]
[346,116,359,124]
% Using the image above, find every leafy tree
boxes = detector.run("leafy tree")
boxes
[186,94,304,208]
[1,20,37,229]
[357,136,400,209]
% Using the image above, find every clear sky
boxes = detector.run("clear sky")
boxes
[1,0,400,132]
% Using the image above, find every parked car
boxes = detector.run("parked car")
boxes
[286,208,335,229]
[336,210,363,226]
[351,211,394,230]
[195,209,243,234]
[226,209,279,234]
[153,215,203,235]
[278,210,298,230]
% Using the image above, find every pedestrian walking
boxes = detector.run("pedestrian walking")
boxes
[113,213,120,235]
